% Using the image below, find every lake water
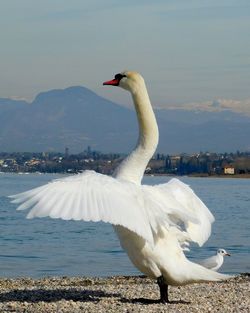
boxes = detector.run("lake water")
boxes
[0,173,249,278]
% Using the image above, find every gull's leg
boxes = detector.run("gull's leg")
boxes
[157,275,169,303]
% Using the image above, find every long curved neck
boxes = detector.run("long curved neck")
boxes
[114,82,159,184]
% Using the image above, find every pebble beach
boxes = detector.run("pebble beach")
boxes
[0,274,248,313]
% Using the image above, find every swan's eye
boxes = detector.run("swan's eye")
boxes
[115,74,126,80]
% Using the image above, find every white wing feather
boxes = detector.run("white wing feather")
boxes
[11,171,154,243]
[199,255,218,269]
[10,172,213,246]
[150,178,214,246]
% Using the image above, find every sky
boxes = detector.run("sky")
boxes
[0,0,250,113]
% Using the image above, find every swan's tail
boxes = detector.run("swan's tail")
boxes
[162,258,234,286]
[187,261,234,284]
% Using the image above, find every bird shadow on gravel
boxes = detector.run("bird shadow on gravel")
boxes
[0,288,121,303]
[0,289,191,305]
[121,297,191,305]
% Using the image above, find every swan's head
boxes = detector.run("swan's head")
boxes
[217,249,230,257]
[103,71,145,93]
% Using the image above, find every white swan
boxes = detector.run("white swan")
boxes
[10,71,232,303]
[199,249,231,271]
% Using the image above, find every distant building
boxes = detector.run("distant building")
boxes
[170,155,181,167]
[65,147,69,158]
[25,159,41,166]
[224,166,235,175]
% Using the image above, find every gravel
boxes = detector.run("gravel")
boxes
[0,274,249,312]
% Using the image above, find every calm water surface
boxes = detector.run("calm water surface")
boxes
[0,173,249,278]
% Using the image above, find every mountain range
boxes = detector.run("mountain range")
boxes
[0,86,249,154]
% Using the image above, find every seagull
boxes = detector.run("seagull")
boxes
[199,249,231,271]
[10,71,232,303]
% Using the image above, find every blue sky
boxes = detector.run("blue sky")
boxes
[1,0,250,110]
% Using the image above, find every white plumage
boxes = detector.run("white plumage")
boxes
[10,71,232,303]
[11,172,212,246]
[199,249,231,271]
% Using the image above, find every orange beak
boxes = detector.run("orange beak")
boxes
[103,79,120,86]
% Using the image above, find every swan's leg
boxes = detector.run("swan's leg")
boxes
[157,276,169,303]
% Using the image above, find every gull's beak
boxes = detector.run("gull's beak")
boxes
[225,253,231,256]
[103,79,119,86]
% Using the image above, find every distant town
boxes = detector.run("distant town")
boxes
[0,147,250,177]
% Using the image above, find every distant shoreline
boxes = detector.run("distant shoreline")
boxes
[188,173,250,179]
[1,171,250,179]
[146,173,250,179]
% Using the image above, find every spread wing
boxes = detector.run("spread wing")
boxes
[10,172,213,246]
[10,171,156,244]
[148,178,214,246]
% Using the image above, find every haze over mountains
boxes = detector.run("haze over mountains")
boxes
[0,86,249,154]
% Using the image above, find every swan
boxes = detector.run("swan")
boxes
[198,249,231,271]
[10,71,232,303]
